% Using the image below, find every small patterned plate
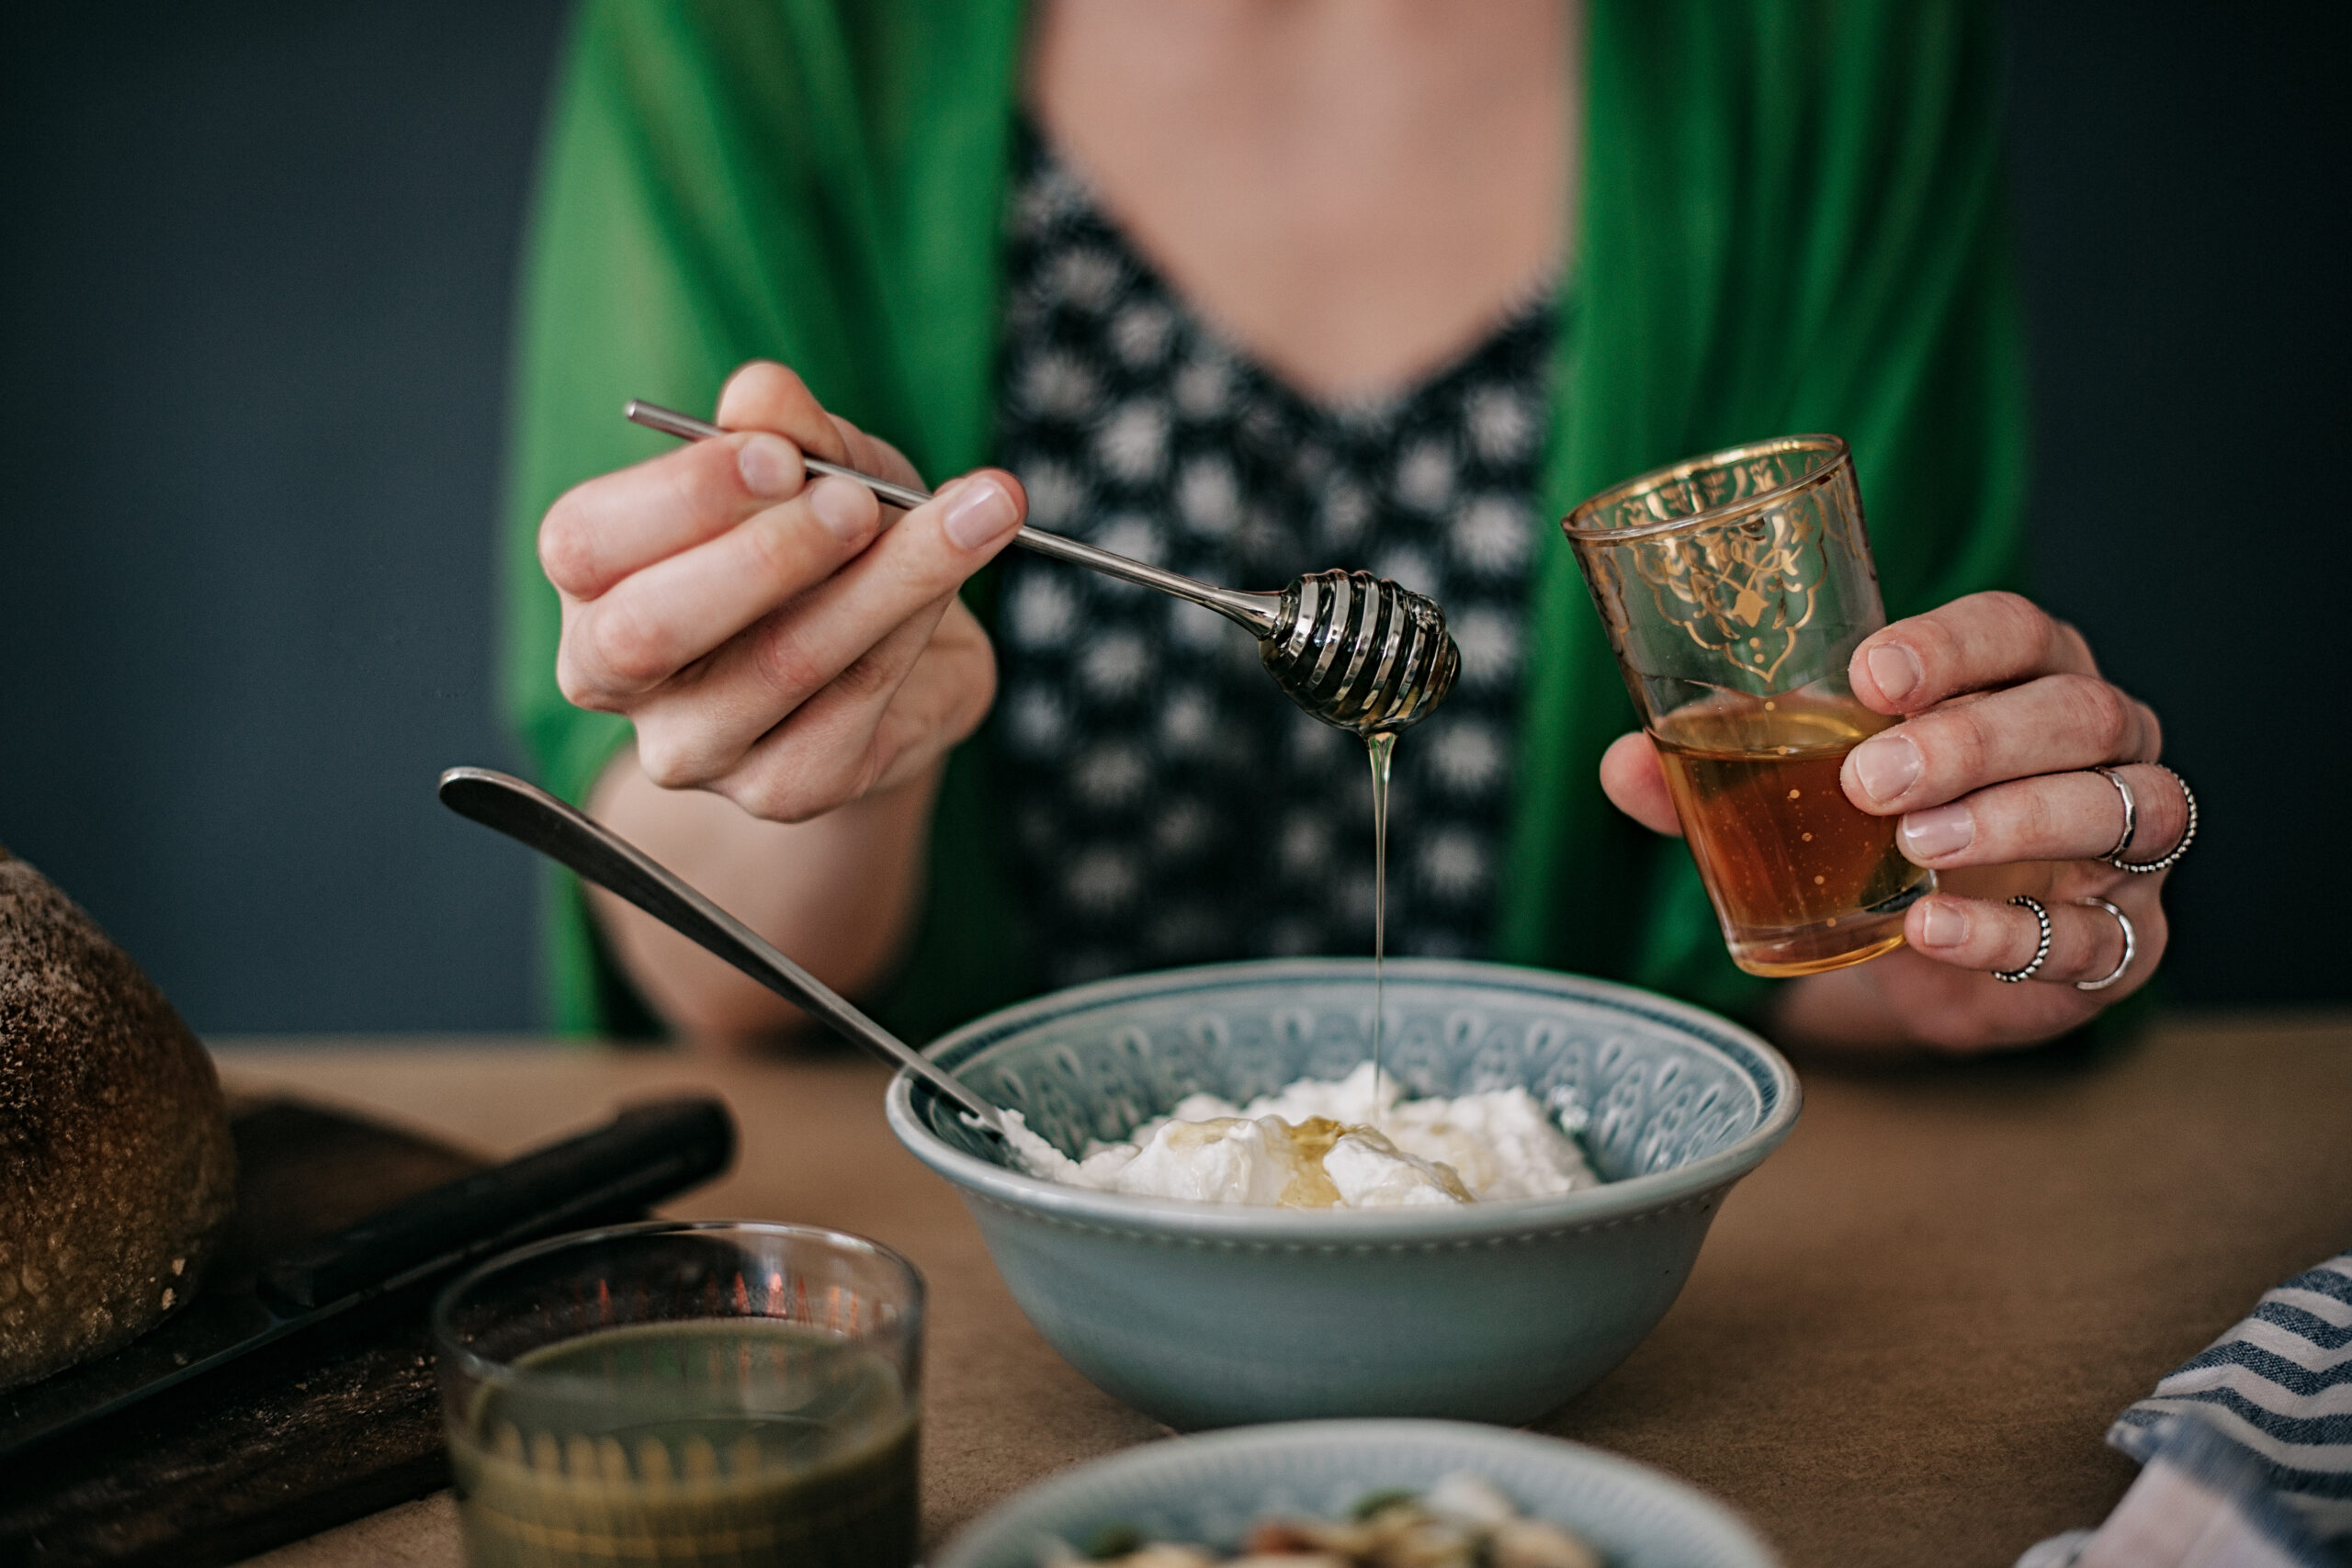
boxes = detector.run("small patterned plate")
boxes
[934,1419,1779,1568]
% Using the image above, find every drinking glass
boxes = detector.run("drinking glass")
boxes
[434,1221,924,1568]
[1563,434,1932,976]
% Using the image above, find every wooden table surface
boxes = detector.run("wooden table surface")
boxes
[213,1012,2352,1568]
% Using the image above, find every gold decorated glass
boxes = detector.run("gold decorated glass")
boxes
[1564,435,1931,976]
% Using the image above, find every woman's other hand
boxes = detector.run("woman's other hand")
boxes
[1600,592,2187,1053]
[541,360,1024,823]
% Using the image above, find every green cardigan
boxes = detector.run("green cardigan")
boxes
[502,0,2028,1040]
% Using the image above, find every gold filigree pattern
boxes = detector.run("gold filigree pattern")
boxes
[1623,496,1828,685]
[1566,438,1868,692]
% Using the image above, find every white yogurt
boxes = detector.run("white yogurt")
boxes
[997,1061,1598,1209]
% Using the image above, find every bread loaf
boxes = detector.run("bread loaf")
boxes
[0,845,236,1391]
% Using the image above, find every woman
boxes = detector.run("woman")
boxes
[505,0,2189,1053]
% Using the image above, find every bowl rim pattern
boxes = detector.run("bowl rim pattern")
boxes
[933,1416,1780,1568]
[885,958,1801,1244]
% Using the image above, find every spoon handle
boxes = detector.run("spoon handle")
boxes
[625,400,1278,635]
[435,766,1004,1135]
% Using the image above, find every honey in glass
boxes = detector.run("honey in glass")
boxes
[1651,691,1930,976]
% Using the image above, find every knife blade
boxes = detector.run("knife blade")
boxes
[0,1095,735,1468]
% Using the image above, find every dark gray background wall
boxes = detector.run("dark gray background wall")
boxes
[1,4,2344,1033]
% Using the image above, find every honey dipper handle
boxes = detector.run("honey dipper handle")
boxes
[626,400,1280,635]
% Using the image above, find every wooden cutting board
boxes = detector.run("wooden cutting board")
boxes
[0,1097,483,1568]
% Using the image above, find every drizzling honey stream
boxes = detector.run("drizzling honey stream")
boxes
[1367,731,1397,1125]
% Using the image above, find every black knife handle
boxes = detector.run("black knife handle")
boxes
[261,1096,736,1312]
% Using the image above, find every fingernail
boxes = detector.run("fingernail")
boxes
[807,475,874,542]
[943,477,1017,550]
[737,434,801,498]
[1850,732,1923,803]
[1900,802,1974,860]
[1867,643,1923,703]
[1917,899,1969,948]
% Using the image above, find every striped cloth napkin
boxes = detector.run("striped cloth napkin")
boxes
[2020,1251,2352,1567]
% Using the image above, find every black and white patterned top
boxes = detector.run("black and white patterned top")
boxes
[990,129,1556,989]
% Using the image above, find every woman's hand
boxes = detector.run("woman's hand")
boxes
[1600,592,2188,1053]
[541,360,1025,823]
[540,360,1025,1040]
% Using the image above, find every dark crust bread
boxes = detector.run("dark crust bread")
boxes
[0,847,237,1391]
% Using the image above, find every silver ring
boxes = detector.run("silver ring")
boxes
[2090,766,2137,861]
[2109,763,2196,874]
[1993,895,2052,983]
[2073,897,2136,992]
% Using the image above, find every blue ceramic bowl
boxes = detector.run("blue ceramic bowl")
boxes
[934,1419,1778,1568]
[886,959,1798,1430]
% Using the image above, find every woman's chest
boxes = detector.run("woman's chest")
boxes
[1024,0,1579,405]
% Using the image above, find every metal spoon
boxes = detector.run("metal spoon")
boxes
[435,766,1004,1136]
[626,400,1460,735]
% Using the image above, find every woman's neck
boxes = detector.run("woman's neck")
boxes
[1028,0,1577,406]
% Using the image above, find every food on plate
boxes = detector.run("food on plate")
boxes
[1045,1472,1606,1566]
[999,1062,1596,1209]
[0,847,236,1391]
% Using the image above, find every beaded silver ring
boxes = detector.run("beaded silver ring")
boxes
[1994,894,2052,984]
[2073,896,2136,992]
[2109,763,2196,874]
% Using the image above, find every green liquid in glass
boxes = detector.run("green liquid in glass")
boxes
[450,1319,917,1568]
